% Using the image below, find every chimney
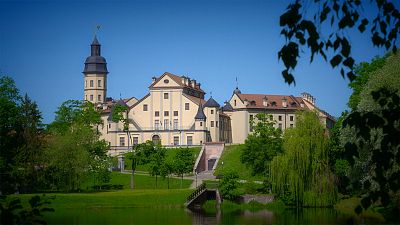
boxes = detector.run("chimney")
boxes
[282,97,288,108]
[244,99,249,106]
[263,96,268,107]
[198,83,201,89]
[192,79,196,88]
[187,78,191,86]
[181,76,185,85]
[152,76,157,84]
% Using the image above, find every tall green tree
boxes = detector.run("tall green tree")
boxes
[45,100,108,191]
[241,113,283,176]
[127,140,157,189]
[148,145,166,188]
[173,148,195,188]
[342,53,400,215]
[0,76,22,193]
[279,0,399,85]
[270,111,336,207]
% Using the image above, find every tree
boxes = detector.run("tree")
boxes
[279,0,399,85]
[160,159,174,189]
[219,170,242,201]
[148,145,166,188]
[45,100,108,191]
[13,94,45,193]
[270,111,336,207]
[0,76,22,193]
[241,113,283,176]
[173,148,195,188]
[127,141,157,189]
[0,76,46,194]
[342,53,400,215]
[348,56,386,110]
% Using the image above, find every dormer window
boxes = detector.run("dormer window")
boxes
[291,102,297,107]
[271,101,277,106]
[250,101,256,106]
[164,79,169,84]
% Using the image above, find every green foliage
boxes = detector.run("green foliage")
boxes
[241,113,283,176]
[219,170,242,201]
[45,100,108,191]
[173,147,195,188]
[279,1,399,84]
[148,145,166,187]
[270,111,337,207]
[0,195,54,225]
[348,56,386,110]
[0,76,46,194]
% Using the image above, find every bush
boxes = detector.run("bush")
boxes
[219,170,243,201]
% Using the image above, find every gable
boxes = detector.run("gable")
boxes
[150,72,182,88]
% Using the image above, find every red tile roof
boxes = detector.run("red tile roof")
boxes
[237,94,308,110]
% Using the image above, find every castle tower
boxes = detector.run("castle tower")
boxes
[83,36,108,104]
[195,102,207,144]
[204,96,220,142]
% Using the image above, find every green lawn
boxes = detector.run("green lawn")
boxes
[123,146,201,171]
[82,172,192,190]
[214,145,263,181]
[16,189,192,210]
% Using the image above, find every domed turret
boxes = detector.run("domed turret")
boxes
[83,36,108,74]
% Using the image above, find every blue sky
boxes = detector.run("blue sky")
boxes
[0,0,386,124]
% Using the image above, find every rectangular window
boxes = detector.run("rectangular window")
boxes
[90,95,93,101]
[173,119,178,130]
[98,80,101,87]
[200,121,203,126]
[133,137,139,145]
[211,110,214,114]
[290,124,294,128]
[155,111,159,117]
[278,123,282,129]
[187,136,193,145]
[164,93,169,99]
[120,137,125,146]
[85,80,87,87]
[164,111,169,116]
[278,115,282,121]
[164,119,169,130]
[250,114,254,131]
[174,111,178,116]
[90,80,94,87]
[143,104,148,111]
[290,116,294,121]
[185,103,189,110]
[211,121,214,127]
[109,124,111,128]
[216,121,218,127]
[155,120,160,130]
[173,136,179,146]
[85,95,87,100]
[98,95,101,101]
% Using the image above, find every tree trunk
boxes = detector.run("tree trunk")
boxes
[131,169,135,190]
[181,174,183,189]
[156,175,158,188]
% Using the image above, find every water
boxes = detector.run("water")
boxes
[44,207,388,225]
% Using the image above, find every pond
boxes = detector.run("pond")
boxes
[44,207,389,225]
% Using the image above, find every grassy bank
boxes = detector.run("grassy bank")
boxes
[214,145,263,181]
[16,189,192,210]
[82,172,192,190]
[334,197,385,222]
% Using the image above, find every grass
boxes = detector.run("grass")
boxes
[334,197,385,222]
[123,146,201,171]
[82,172,193,190]
[214,145,263,181]
[15,189,192,210]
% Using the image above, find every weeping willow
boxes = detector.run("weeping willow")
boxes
[270,111,337,207]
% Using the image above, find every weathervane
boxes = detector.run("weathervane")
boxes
[235,77,238,88]
[94,24,101,37]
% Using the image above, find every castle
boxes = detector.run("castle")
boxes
[83,36,335,154]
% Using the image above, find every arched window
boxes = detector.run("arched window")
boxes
[152,135,161,145]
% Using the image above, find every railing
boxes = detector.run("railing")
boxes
[186,183,206,203]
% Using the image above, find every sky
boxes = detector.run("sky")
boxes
[0,0,387,124]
